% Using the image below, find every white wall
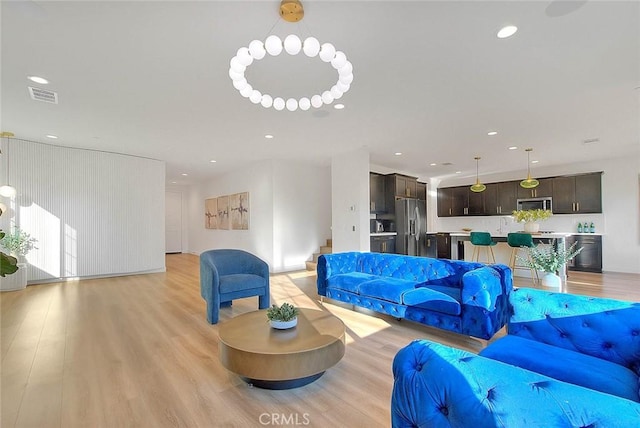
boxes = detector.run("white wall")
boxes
[331,148,370,253]
[273,161,332,271]
[0,139,166,283]
[187,160,331,273]
[432,155,640,273]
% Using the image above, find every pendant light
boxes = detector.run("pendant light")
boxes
[470,156,486,193]
[0,132,17,198]
[520,148,539,189]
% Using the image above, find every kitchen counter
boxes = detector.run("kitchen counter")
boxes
[370,232,397,236]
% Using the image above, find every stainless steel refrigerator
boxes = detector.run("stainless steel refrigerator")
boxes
[395,198,427,256]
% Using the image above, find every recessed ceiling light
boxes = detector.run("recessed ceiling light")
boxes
[209,160,217,163]
[334,104,345,110]
[394,152,402,156]
[497,25,518,39]
[508,146,518,150]
[28,75,49,84]
[531,160,539,164]
[487,131,498,136]
[181,173,188,176]
[45,134,58,139]
[171,181,177,184]
[455,171,462,174]
[430,163,437,166]
[264,134,274,139]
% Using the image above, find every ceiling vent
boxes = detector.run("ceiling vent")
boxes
[583,138,600,145]
[28,86,58,104]
[441,162,453,166]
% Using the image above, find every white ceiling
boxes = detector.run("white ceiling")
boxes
[2,1,639,186]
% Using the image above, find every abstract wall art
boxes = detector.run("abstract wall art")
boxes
[230,192,249,230]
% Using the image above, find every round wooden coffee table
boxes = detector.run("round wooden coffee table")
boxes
[218,308,346,389]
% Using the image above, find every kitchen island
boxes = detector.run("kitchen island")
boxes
[448,232,575,284]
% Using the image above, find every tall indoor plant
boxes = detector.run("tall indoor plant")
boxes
[512,209,552,233]
[0,228,37,291]
[518,240,583,287]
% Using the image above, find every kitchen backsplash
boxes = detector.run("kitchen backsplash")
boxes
[435,213,605,235]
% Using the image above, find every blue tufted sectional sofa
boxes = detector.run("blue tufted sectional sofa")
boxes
[316,252,512,340]
[391,288,640,427]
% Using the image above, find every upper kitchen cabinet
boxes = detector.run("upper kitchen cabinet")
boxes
[437,188,453,217]
[517,178,553,199]
[437,186,483,216]
[552,172,602,214]
[369,173,387,213]
[390,174,418,199]
[484,181,518,215]
[416,182,427,201]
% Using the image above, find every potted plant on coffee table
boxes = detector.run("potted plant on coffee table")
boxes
[512,209,553,233]
[518,240,583,288]
[267,302,299,330]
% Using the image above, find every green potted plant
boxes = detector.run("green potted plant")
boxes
[0,228,38,291]
[511,209,553,233]
[267,302,299,329]
[0,230,19,277]
[518,240,583,287]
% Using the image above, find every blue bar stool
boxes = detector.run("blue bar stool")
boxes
[507,232,539,285]
[470,231,497,264]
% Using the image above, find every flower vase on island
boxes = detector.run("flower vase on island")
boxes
[512,209,552,234]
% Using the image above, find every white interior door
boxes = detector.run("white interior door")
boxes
[165,191,182,253]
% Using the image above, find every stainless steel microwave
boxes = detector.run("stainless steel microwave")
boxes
[517,197,552,211]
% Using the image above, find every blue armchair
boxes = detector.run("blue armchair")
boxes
[200,249,270,324]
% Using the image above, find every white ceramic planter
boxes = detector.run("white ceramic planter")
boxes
[524,222,540,233]
[270,317,298,330]
[541,272,561,288]
[0,263,27,292]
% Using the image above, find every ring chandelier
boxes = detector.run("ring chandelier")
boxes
[228,1,353,111]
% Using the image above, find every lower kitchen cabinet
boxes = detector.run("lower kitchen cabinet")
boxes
[426,233,452,259]
[371,235,396,254]
[566,235,602,273]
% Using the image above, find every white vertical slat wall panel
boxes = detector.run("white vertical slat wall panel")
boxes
[5,139,165,282]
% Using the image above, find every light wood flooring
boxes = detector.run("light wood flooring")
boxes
[1,254,638,427]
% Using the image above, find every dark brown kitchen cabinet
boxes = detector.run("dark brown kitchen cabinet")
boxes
[552,173,602,214]
[437,188,453,217]
[371,235,396,254]
[430,232,451,259]
[484,182,517,215]
[517,178,553,199]
[451,187,468,216]
[566,235,602,273]
[416,182,427,201]
[394,175,417,198]
[369,173,386,213]
[438,185,489,216]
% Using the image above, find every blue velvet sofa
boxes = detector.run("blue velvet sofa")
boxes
[316,252,512,339]
[391,288,640,427]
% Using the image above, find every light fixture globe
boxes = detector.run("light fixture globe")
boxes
[520,148,540,189]
[0,185,16,198]
[302,37,320,57]
[284,35,302,55]
[265,35,283,56]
